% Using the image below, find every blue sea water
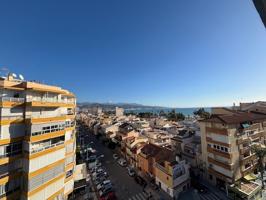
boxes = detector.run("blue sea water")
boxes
[125,107,211,116]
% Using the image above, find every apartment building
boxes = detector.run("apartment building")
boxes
[200,109,266,198]
[0,74,76,200]
[253,0,266,27]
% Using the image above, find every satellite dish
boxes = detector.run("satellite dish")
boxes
[19,74,24,80]
[12,73,17,78]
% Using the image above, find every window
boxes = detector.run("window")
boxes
[209,175,213,180]
[213,145,217,149]
[221,147,224,151]
[224,147,228,152]
[217,146,220,150]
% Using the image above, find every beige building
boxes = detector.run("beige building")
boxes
[115,107,124,117]
[200,108,265,198]
[0,74,76,200]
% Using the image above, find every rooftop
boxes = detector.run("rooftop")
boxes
[202,111,266,124]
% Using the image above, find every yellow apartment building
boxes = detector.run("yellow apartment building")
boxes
[0,74,76,200]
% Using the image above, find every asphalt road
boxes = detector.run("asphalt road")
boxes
[83,132,146,200]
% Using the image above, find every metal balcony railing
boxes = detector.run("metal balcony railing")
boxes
[0,115,24,120]
[31,126,65,137]
[0,97,25,102]
[26,97,75,104]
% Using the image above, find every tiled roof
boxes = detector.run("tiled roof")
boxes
[140,143,176,164]
[202,111,266,124]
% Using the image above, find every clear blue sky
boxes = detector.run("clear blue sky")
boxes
[0,0,265,107]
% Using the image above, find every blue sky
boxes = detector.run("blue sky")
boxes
[0,0,265,107]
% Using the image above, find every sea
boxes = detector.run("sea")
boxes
[124,107,211,116]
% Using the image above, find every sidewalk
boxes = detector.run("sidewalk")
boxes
[199,178,228,200]
[144,186,172,200]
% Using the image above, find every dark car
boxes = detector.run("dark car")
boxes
[134,176,147,186]
[193,183,208,194]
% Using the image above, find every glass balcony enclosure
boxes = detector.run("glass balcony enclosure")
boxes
[29,136,64,154]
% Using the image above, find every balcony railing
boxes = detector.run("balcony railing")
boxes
[0,115,24,120]
[26,97,74,104]
[31,126,65,137]
[0,97,25,102]
[30,141,64,154]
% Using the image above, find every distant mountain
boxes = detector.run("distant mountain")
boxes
[77,102,168,111]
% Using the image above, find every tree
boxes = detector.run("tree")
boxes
[193,108,210,119]
[166,109,185,121]
[251,144,266,189]
[159,110,166,117]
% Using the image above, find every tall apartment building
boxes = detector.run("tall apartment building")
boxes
[200,109,265,199]
[253,0,266,27]
[115,107,124,117]
[0,74,76,200]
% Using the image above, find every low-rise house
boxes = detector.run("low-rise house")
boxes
[137,143,162,177]
[137,143,190,199]
[125,136,148,168]
[143,129,172,147]
[155,156,190,199]
[171,129,195,155]
[228,181,262,200]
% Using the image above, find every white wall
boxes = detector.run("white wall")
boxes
[26,148,65,173]
[0,124,25,139]
[29,177,64,200]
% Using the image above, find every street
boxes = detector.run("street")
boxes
[84,132,149,200]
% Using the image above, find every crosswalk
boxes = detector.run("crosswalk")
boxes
[128,192,150,200]
[199,193,222,200]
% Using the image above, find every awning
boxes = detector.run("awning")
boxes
[243,173,257,181]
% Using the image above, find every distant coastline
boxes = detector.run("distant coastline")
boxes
[125,107,211,116]
[78,102,211,116]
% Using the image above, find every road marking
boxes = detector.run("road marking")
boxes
[131,196,138,200]
[135,194,144,200]
[139,192,148,199]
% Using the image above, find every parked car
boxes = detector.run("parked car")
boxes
[134,176,147,186]
[117,159,127,167]
[113,154,119,160]
[97,180,112,190]
[100,191,117,200]
[94,176,107,186]
[99,185,113,197]
[93,171,108,180]
[127,167,135,177]
[93,168,104,175]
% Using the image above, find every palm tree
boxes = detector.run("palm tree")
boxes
[251,144,266,189]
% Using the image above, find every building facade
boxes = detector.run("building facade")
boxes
[200,109,266,198]
[0,74,76,200]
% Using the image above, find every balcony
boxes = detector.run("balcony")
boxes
[240,154,256,165]
[30,140,64,154]
[0,97,25,102]
[239,146,250,154]
[26,97,75,107]
[0,97,25,107]
[208,157,233,170]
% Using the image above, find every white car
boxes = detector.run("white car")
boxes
[127,167,135,176]
[113,154,119,160]
[118,159,127,167]
[96,180,111,190]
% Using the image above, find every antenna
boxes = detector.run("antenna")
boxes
[19,74,24,80]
